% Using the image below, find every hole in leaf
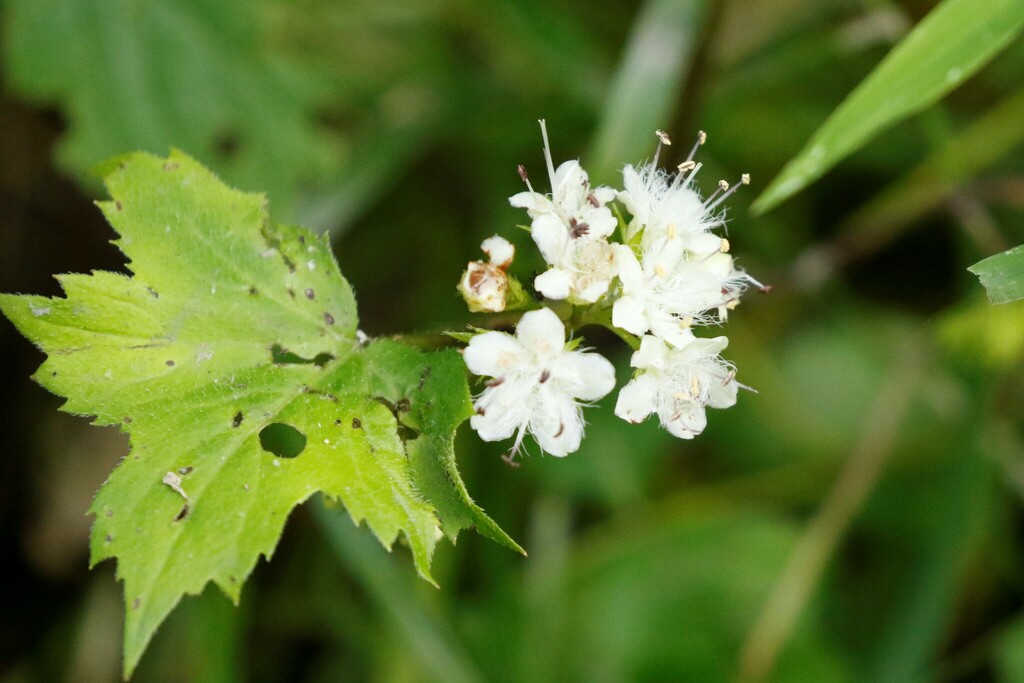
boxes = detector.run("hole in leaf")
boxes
[270,344,333,368]
[259,423,306,459]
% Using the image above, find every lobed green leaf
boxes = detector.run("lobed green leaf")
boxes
[0,150,514,676]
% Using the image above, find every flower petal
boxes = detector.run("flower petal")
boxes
[632,334,671,370]
[613,244,643,290]
[515,307,565,356]
[612,295,649,336]
[464,331,523,377]
[559,350,616,401]
[530,393,583,457]
[707,379,739,409]
[614,373,659,424]
[481,235,515,268]
[534,268,573,301]
[531,214,568,264]
[509,191,544,212]
[661,402,707,439]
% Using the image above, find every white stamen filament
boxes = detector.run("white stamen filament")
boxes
[539,119,557,190]
[706,174,750,212]
[684,130,707,164]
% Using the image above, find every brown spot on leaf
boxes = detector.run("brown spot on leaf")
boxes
[163,162,179,171]
[173,505,190,522]
[352,418,362,429]
[232,411,243,428]
[133,598,141,609]
[323,312,335,325]
[166,360,175,367]
[305,288,315,300]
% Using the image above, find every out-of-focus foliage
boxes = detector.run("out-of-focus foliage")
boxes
[971,244,1024,303]
[3,0,1024,681]
[753,0,1024,213]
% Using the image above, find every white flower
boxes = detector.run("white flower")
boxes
[615,333,739,439]
[619,162,725,256]
[509,120,620,304]
[464,307,616,458]
[612,244,755,346]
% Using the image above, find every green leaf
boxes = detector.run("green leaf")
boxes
[3,0,450,227]
[752,0,1024,214]
[0,150,514,676]
[969,245,1024,304]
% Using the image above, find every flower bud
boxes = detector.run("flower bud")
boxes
[458,261,508,312]
[481,235,515,270]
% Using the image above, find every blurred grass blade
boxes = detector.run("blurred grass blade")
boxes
[587,0,710,183]
[314,502,484,683]
[807,84,1024,274]
[970,245,1024,304]
[752,0,1024,215]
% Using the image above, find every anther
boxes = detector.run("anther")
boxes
[656,130,672,145]
[677,160,696,173]
[690,375,701,399]
[654,264,667,277]
[720,238,731,253]
[539,369,551,383]
[517,163,536,194]
[703,181,728,207]
[706,173,750,211]
[570,221,590,238]
[667,223,677,239]
[587,193,600,207]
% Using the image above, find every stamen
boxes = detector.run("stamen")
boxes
[706,173,751,212]
[587,193,600,207]
[517,164,536,194]
[703,179,729,208]
[720,238,731,253]
[671,161,702,191]
[655,129,671,169]
[538,119,557,190]
[654,264,667,277]
[667,223,677,239]
[684,130,707,164]
[570,221,590,238]
[690,375,701,399]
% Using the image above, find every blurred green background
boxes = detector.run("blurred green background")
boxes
[2,0,1024,681]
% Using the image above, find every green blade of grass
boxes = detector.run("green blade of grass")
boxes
[970,245,1024,304]
[752,0,1024,215]
[587,0,710,183]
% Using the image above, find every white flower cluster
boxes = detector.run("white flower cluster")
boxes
[458,121,764,462]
